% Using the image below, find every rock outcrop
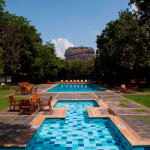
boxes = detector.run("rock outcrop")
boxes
[64,47,95,61]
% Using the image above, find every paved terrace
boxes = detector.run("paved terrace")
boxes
[0,84,150,148]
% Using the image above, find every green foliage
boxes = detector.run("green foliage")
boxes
[132,115,150,118]
[120,103,129,107]
[133,109,147,112]
[0,84,11,90]
[122,95,150,108]
[129,0,150,23]
[96,10,150,84]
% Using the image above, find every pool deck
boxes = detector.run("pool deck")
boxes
[0,84,150,148]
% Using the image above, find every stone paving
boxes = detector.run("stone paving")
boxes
[0,84,150,147]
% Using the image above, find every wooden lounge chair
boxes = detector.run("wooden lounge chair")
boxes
[70,80,72,83]
[47,80,55,84]
[80,80,83,83]
[85,79,87,83]
[65,80,68,83]
[19,99,34,116]
[9,96,20,111]
[39,96,52,111]
[115,85,123,93]
[61,80,64,83]
[73,80,76,83]
[77,80,80,83]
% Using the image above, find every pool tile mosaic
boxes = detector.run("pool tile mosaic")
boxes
[26,100,134,150]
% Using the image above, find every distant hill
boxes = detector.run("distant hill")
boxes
[64,47,95,61]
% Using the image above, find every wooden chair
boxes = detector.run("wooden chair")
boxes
[132,85,138,92]
[115,85,123,93]
[126,85,132,93]
[9,96,20,111]
[39,96,52,111]
[20,86,28,95]
[13,86,20,94]
[30,94,40,110]
[19,99,34,116]
[30,87,38,94]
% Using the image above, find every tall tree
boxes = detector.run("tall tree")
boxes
[96,10,150,84]
[129,0,150,23]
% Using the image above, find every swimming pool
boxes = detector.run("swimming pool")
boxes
[46,84,104,92]
[26,100,134,150]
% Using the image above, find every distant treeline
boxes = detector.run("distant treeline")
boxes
[0,0,149,85]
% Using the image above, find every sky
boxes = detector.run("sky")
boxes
[4,0,134,58]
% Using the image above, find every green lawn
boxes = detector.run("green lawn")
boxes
[122,95,150,108]
[0,89,30,111]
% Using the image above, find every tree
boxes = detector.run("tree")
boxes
[96,10,150,84]
[129,0,150,23]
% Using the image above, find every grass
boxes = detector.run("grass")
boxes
[132,115,150,118]
[133,109,147,112]
[122,95,150,108]
[105,96,114,99]
[0,120,4,123]
[147,121,150,124]
[137,88,150,95]
[81,93,89,95]
[120,103,129,108]
[0,90,30,111]
[118,99,127,102]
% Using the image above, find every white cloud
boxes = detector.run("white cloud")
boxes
[129,3,138,12]
[51,38,74,59]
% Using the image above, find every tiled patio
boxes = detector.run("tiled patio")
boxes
[0,84,150,148]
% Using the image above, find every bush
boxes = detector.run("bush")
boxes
[0,84,12,90]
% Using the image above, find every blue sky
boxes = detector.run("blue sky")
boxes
[5,0,133,58]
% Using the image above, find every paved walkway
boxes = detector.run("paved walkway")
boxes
[0,84,150,148]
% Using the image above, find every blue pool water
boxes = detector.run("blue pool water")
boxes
[25,100,135,150]
[47,84,104,92]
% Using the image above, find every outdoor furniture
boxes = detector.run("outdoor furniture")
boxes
[77,80,80,83]
[19,99,34,116]
[126,85,132,93]
[30,94,40,110]
[115,85,123,93]
[13,86,20,94]
[9,96,20,111]
[39,96,52,111]
[132,85,138,92]
[30,87,38,94]
[73,80,76,83]
[70,80,72,83]
[65,80,68,83]
[47,80,55,84]
[20,86,28,95]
